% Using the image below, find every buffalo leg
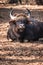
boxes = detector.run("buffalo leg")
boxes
[7,28,16,41]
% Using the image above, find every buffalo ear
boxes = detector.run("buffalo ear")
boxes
[9,20,16,25]
[27,17,33,24]
[9,19,16,23]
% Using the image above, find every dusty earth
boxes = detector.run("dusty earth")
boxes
[0,5,43,65]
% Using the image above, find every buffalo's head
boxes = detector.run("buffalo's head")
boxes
[9,14,27,32]
[9,9,31,32]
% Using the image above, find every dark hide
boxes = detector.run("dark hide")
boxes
[24,20,43,41]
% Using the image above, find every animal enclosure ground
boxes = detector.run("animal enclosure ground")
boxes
[0,5,43,65]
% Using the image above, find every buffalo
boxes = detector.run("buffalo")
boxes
[7,9,43,42]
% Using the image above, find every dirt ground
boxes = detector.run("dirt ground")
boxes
[0,5,43,65]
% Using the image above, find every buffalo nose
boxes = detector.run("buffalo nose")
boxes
[19,24,25,29]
